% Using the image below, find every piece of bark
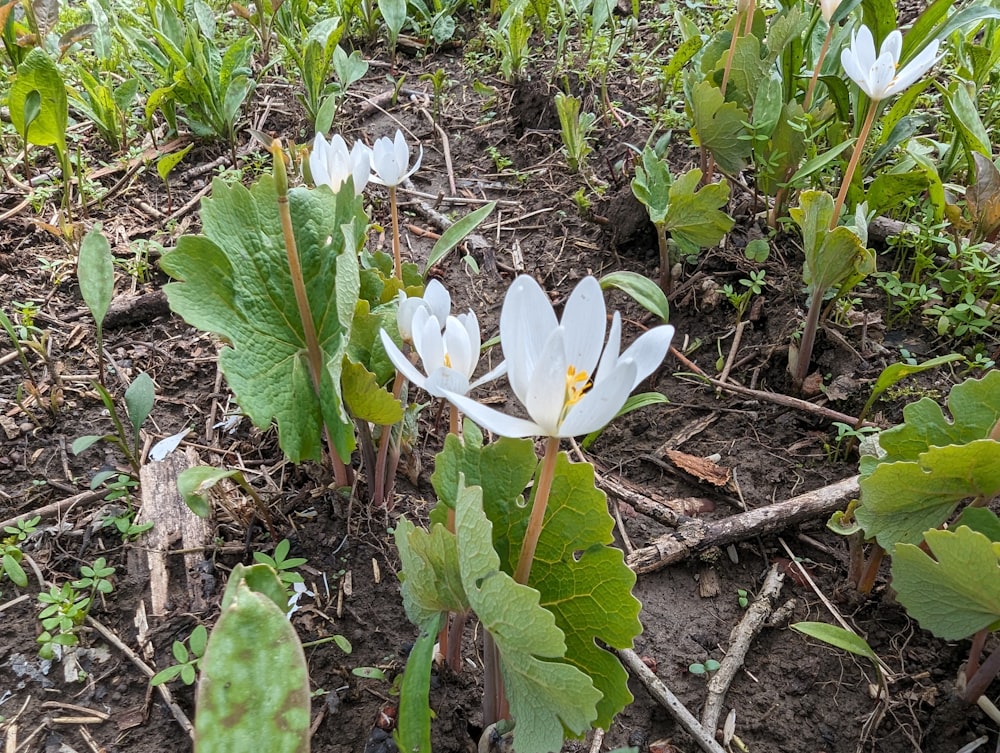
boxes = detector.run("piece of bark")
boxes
[701,564,785,736]
[627,475,859,574]
[664,450,736,492]
[596,472,714,527]
[132,447,213,615]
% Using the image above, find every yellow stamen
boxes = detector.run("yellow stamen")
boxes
[565,365,592,406]
[444,353,452,368]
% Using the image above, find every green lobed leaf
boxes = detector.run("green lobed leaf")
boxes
[161,177,366,462]
[454,477,602,753]
[955,507,1000,543]
[719,34,765,111]
[631,148,673,225]
[78,224,114,328]
[892,526,1000,641]
[857,440,1000,550]
[662,169,733,256]
[348,299,399,385]
[686,79,750,175]
[395,518,468,628]
[487,453,641,730]
[341,358,402,424]
[10,48,68,152]
[195,572,310,753]
[872,371,1000,467]
[430,430,538,537]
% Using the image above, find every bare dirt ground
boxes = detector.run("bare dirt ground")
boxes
[1,18,994,753]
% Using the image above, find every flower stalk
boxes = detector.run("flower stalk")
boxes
[270,139,351,488]
[829,102,878,229]
[513,436,561,585]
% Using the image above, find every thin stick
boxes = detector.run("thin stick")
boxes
[717,319,747,386]
[0,489,106,530]
[417,105,456,196]
[86,616,194,739]
[618,649,727,753]
[627,476,859,573]
[701,564,784,735]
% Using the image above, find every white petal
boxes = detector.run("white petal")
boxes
[424,368,471,397]
[841,48,869,93]
[868,53,897,100]
[309,133,329,186]
[397,293,429,341]
[443,391,543,438]
[350,141,372,195]
[380,329,428,389]
[400,143,423,183]
[470,359,508,390]
[413,311,446,372]
[560,276,606,376]
[885,39,940,98]
[443,316,476,377]
[423,279,452,323]
[458,310,481,359]
[523,327,570,436]
[880,29,903,64]
[393,130,409,174]
[595,311,622,385]
[619,324,675,389]
[558,360,637,437]
[855,26,877,72]
[150,427,189,461]
[501,276,558,401]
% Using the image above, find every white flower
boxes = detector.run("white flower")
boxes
[397,279,451,343]
[286,581,314,619]
[369,129,422,187]
[309,132,372,195]
[380,306,506,398]
[445,276,674,438]
[840,26,940,102]
[819,0,841,23]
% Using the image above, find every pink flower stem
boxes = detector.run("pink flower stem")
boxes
[513,436,561,586]
[831,102,878,230]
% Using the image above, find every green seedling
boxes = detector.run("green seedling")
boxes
[688,658,721,676]
[253,539,308,592]
[380,0,407,57]
[631,147,733,294]
[78,224,114,389]
[791,622,887,705]
[156,143,194,215]
[151,624,208,686]
[1,516,40,589]
[554,92,596,173]
[194,564,310,753]
[722,270,766,321]
[37,558,115,660]
[73,372,155,475]
[70,70,139,152]
[736,588,749,609]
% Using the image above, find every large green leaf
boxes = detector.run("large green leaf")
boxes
[687,79,750,175]
[195,566,310,753]
[662,169,733,257]
[893,526,1000,641]
[160,177,366,462]
[10,48,68,152]
[857,440,1000,550]
[870,371,1000,468]
[454,477,602,753]
[481,451,640,730]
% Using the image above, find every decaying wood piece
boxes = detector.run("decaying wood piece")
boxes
[618,649,727,753]
[701,564,785,737]
[626,475,859,574]
[0,489,106,530]
[133,447,213,615]
[596,472,713,527]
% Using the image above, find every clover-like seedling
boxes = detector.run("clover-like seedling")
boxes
[688,659,721,677]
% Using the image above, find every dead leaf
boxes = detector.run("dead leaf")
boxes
[664,449,735,492]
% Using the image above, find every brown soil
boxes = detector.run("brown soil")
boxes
[0,19,994,753]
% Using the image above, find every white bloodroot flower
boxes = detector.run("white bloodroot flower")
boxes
[369,129,423,187]
[309,132,372,195]
[444,275,674,438]
[840,26,940,102]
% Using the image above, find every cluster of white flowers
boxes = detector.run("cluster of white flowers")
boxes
[381,275,675,440]
[309,129,422,195]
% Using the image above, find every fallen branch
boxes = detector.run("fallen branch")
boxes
[618,648,727,753]
[0,489,107,530]
[701,564,785,736]
[403,178,497,275]
[626,475,859,574]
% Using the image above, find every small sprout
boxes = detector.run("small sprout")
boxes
[688,659,721,676]
[737,588,749,609]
